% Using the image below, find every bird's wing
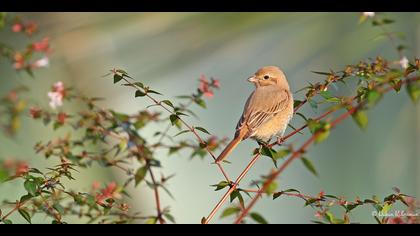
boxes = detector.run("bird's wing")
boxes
[235,87,290,139]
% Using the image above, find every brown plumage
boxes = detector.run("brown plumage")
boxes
[216,66,294,163]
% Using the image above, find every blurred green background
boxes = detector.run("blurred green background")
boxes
[0,12,419,224]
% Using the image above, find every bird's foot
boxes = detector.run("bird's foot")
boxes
[276,136,285,145]
[257,140,270,147]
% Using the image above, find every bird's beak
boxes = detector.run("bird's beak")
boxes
[247,76,257,83]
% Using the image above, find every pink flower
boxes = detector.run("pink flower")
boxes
[206,136,219,150]
[48,81,65,109]
[386,217,404,224]
[31,57,49,68]
[198,75,214,98]
[24,22,38,36]
[29,106,42,119]
[15,161,29,176]
[314,211,323,219]
[13,52,25,70]
[32,37,50,53]
[95,182,121,204]
[211,78,220,89]
[12,23,23,33]
[57,112,68,124]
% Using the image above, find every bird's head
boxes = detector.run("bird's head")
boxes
[248,66,289,89]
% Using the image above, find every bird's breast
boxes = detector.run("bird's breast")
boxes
[251,101,294,142]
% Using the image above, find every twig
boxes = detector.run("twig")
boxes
[146,161,165,224]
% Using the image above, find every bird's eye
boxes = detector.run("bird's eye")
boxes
[263,75,270,80]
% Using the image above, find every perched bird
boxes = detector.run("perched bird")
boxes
[216,66,294,163]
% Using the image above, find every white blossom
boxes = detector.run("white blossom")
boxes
[399,56,409,69]
[363,12,375,18]
[33,57,49,68]
[47,81,65,109]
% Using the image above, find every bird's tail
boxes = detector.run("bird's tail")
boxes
[215,136,242,164]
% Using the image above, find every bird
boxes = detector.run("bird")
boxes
[215,66,294,164]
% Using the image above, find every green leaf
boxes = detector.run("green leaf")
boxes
[345,203,360,212]
[324,211,335,224]
[133,82,144,88]
[211,181,230,191]
[352,110,368,130]
[260,146,275,158]
[308,119,330,143]
[175,111,188,117]
[53,122,62,130]
[260,146,279,167]
[293,100,304,108]
[174,130,190,137]
[265,181,278,195]
[18,209,31,224]
[382,18,395,24]
[372,18,395,26]
[53,203,65,215]
[311,71,332,76]
[295,112,308,122]
[367,90,382,107]
[144,217,158,224]
[0,13,6,29]
[113,74,123,84]
[406,80,420,104]
[304,198,319,206]
[25,67,34,78]
[28,168,43,175]
[230,190,245,208]
[194,126,210,135]
[195,98,206,108]
[169,114,180,127]
[397,45,406,52]
[358,14,368,24]
[390,78,402,92]
[135,166,148,186]
[119,139,128,151]
[147,90,162,95]
[301,157,318,177]
[250,212,268,224]
[135,90,146,97]
[161,100,174,108]
[163,213,176,223]
[0,169,8,183]
[116,69,128,75]
[20,194,33,203]
[24,179,38,196]
[307,119,321,134]
[381,203,392,215]
[315,128,330,144]
[176,95,192,99]
[273,189,300,200]
[272,149,290,161]
[2,219,12,224]
[220,207,240,218]
[319,91,340,103]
